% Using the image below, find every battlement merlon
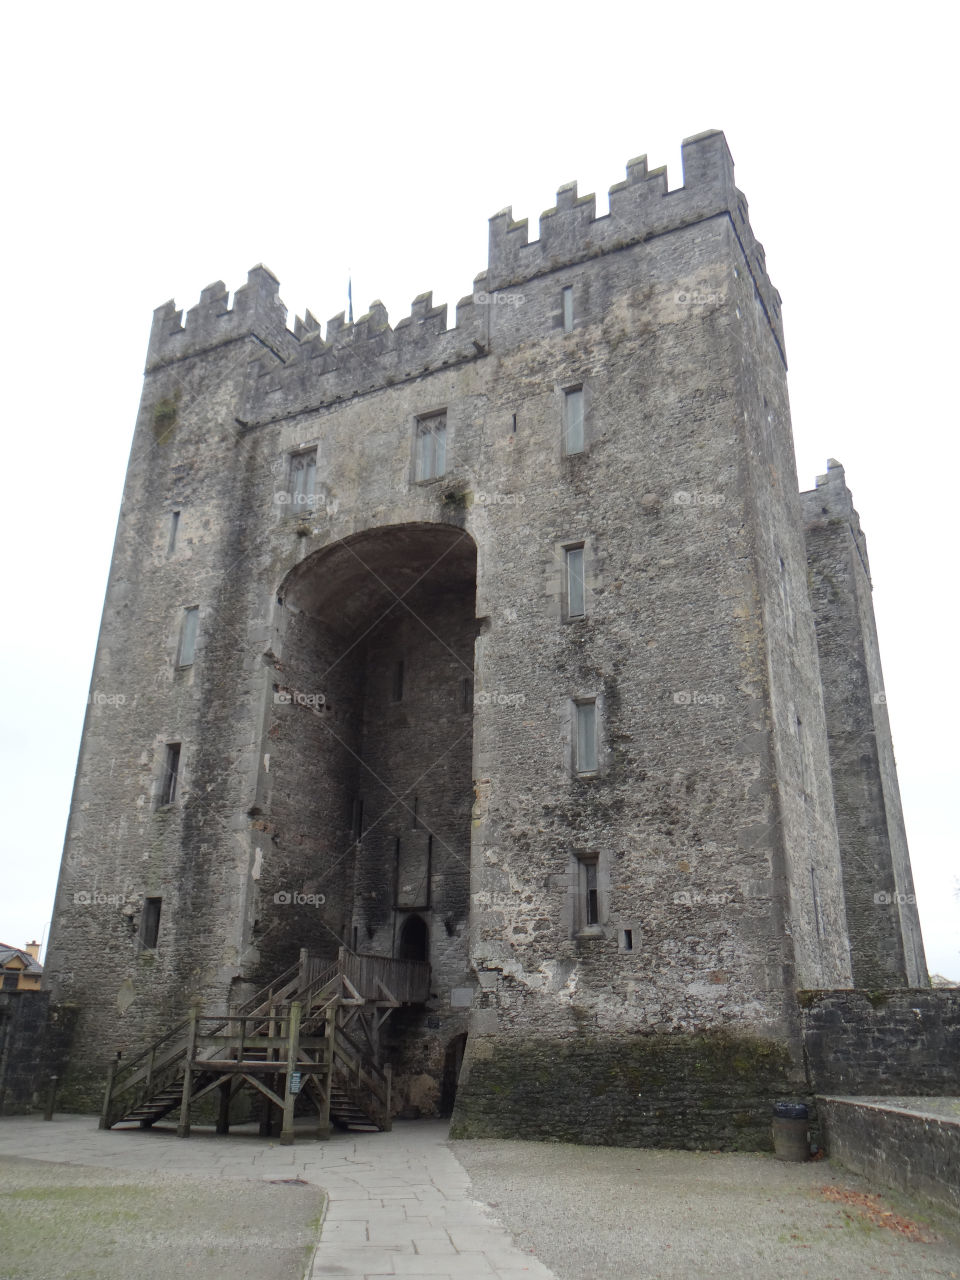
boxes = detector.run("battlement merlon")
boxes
[146,265,300,372]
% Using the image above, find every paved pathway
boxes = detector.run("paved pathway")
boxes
[0,1115,556,1279]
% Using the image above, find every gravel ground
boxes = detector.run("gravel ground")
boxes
[0,1155,323,1280]
[451,1139,960,1280]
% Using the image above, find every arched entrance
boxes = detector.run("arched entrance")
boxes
[397,914,429,963]
[256,520,477,994]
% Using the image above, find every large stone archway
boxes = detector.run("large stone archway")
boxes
[250,523,478,1113]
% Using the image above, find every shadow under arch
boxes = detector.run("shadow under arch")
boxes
[253,520,478,994]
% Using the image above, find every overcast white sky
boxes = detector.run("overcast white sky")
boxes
[1,1,956,978]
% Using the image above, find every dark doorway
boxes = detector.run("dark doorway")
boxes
[397,914,429,963]
[440,1033,468,1115]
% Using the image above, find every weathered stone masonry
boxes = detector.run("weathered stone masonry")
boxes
[44,130,927,1143]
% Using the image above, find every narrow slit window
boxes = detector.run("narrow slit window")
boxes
[290,450,317,506]
[415,414,447,481]
[461,676,473,713]
[565,545,585,618]
[159,743,180,807]
[352,796,363,841]
[176,606,199,667]
[575,854,600,932]
[511,413,517,434]
[412,797,418,829]
[623,928,633,952]
[392,660,404,703]
[562,286,574,333]
[584,860,599,924]
[563,387,584,455]
[167,511,180,555]
[574,699,598,774]
[140,897,162,949]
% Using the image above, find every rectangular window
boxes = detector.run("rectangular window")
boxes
[563,387,584,455]
[168,511,180,555]
[392,660,404,702]
[176,606,199,667]
[562,286,574,333]
[622,929,634,952]
[140,897,162,949]
[574,699,598,775]
[290,450,317,507]
[575,854,600,932]
[565,545,585,618]
[415,414,447,481]
[352,796,364,841]
[159,743,181,806]
[412,796,418,829]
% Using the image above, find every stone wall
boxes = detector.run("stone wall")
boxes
[800,990,960,1094]
[450,1029,803,1151]
[0,994,78,1115]
[818,1097,960,1215]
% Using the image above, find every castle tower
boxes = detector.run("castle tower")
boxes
[44,131,918,1144]
[801,461,927,987]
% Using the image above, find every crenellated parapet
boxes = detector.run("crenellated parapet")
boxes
[146,130,786,413]
[146,265,299,371]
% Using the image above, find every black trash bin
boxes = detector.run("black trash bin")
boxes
[771,1101,809,1161]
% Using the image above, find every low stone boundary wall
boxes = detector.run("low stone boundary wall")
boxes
[799,990,960,1094]
[818,1095,960,1215]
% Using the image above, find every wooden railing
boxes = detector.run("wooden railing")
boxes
[101,947,428,1137]
[338,948,431,1004]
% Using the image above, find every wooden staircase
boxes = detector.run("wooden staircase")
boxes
[100,948,430,1144]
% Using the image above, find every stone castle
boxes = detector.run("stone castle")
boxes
[44,130,929,1146]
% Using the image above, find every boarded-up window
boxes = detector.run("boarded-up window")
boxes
[177,606,199,666]
[415,415,447,481]
[565,545,585,618]
[563,388,584,454]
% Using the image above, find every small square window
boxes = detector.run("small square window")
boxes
[415,414,447,481]
[564,545,585,619]
[141,897,162,949]
[176,606,199,667]
[290,450,317,507]
[561,286,574,333]
[563,388,584,455]
[574,699,598,775]
[159,743,181,807]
